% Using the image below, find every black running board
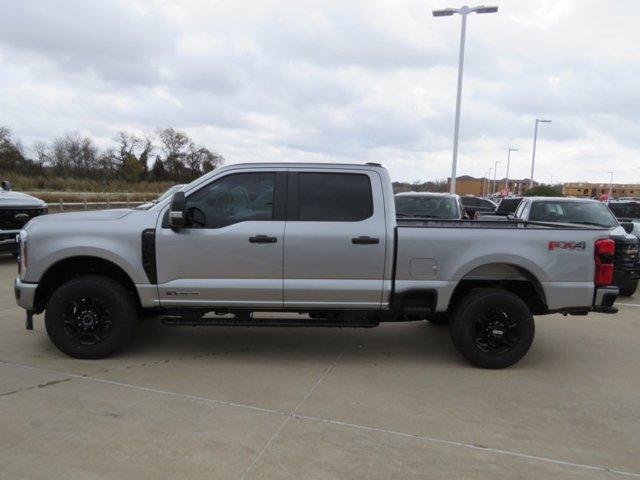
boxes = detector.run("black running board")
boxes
[161,317,379,328]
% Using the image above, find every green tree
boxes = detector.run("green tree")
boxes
[121,153,145,182]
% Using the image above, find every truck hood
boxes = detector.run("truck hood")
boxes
[30,209,133,223]
[0,190,47,207]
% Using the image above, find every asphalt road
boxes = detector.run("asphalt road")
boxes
[0,256,639,479]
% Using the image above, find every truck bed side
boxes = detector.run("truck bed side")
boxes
[394,221,610,312]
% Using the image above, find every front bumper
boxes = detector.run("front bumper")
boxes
[592,286,619,313]
[14,277,37,311]
[613,263,640,282]
[0,231,20,254]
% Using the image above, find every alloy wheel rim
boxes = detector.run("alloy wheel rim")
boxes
[473,308,520,354]
[62,296,113,345]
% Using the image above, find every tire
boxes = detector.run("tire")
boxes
[45,275,137,359]
[426,313,450,326]
[618,280,638,297]
[449,289,535,369]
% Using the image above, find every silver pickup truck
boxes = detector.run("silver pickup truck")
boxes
[14,163,619,368]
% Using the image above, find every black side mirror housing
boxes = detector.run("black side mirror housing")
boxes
[1,180,12,191]
[621,222,634,234]
[169,191,188,228]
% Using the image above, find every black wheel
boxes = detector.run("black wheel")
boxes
[426,313,450,326]
[618,280,637,297]
[450,289,534,369]
[45,275,137,359]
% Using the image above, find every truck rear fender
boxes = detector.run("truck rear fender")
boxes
[448,261,548,315]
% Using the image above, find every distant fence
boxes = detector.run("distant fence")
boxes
[48,201,147,213]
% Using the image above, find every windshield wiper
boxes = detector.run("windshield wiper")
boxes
[574,221,611,228]
[396,213,444,219]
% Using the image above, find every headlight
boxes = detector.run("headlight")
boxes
[18,230,28,274]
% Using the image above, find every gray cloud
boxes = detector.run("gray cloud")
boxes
[0,0,638,183]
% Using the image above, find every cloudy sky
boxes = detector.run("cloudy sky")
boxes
[1,0,639,183]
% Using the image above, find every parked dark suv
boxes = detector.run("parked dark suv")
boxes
[460,196,496,219]
[607,200,640,238]
[0,181,48,256]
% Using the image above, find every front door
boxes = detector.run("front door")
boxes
[155,169,286,308]
[283,169,387,309]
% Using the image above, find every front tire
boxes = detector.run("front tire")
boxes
[45,275,137,359]
[450,289,535,369]
[617,279,638,297]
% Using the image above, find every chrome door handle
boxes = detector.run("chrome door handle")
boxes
[249,235,277,243]
[351,236,379,245]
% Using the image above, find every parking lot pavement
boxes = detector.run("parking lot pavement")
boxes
[1,256,639,479]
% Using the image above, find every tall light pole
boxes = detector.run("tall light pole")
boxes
[433,5,499,194]
[486,167,493,196]
[530,118,552,189]
[505,147,518,194]
[483,170,490,196]
[492,160,501,194]
[607,171,614,199]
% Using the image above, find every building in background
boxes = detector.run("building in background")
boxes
[446,176,535,196]
[563,182,640,198]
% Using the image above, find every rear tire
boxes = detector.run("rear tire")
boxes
[45,275,137,359]
[618,280,638,297]
[450,289,535,369]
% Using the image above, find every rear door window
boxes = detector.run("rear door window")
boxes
[295,173,373,221]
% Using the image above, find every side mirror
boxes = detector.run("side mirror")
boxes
[169,191,188,228]
[621,222,634,234]
[1,180,12,191]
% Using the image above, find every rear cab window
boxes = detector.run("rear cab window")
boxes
[290,172,374,221]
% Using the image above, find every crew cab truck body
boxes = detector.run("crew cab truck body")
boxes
[15,163,618,368]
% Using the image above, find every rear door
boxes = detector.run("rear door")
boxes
[283,169,387,309]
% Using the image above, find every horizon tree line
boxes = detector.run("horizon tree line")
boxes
[0,126,224,187]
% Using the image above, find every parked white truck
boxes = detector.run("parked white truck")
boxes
[14,163,619,368]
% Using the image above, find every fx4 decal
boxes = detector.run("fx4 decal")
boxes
[548,241,586,251]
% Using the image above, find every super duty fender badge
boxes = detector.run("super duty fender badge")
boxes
[548,241,586,251]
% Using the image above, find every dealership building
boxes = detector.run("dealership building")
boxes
[447,176,536,196]
[563,182,640,198]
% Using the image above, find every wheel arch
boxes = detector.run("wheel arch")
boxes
[448,262,548,315]
[34,256,141,314]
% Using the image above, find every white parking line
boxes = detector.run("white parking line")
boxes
[1,358,639,478]
[240,346,346,480]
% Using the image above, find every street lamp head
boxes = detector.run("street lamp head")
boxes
[509,148,519,152]
[537,119,552,123]
[474,6,499,14]
[432,8,456,16]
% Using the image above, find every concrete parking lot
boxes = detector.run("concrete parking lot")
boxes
[0,256,639,479]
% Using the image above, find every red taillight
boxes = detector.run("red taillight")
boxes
[594,239,615,286]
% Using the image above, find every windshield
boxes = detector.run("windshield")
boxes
[496,198,521,214]
[135,184,185,210]
[529,201,618,227]
[156,184,184,203]
[395,195,460,219]
[608,202,640,220]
